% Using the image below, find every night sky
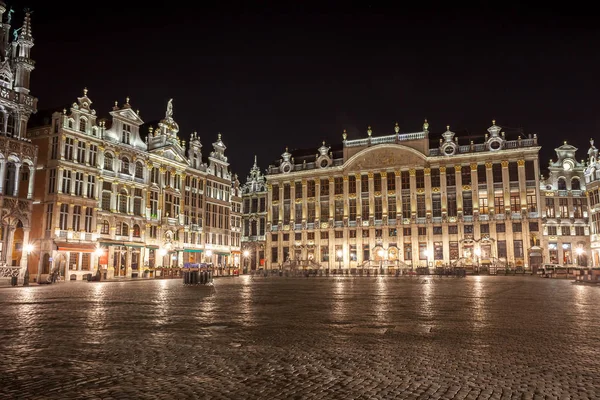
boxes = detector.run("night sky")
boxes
[18,1,600,179]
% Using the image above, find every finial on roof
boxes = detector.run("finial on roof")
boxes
[126,97,130,104]
[342,129,347,141]
[286,146,288,152]
[254,155,257,165]
[136,109,140,115]
[492,119,496,125]
[591,138,595,146]
[367,126,372,136]
[62,108,66,114]
[218,132,221,140]
[114,101,118,106]
[83,87,88,96]
[423,119,429,131]
[447,125,450,130]
[322,140,325,146]
[564,140,567,145]
[394,122,400,133]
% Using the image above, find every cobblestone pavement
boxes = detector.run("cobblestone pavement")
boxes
[1,276,600,399]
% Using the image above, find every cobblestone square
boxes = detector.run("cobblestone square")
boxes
[1,276,599,399]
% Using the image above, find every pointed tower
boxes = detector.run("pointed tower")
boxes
[208,133,230,179]
[12,9,34,94]
[188,131,203,169]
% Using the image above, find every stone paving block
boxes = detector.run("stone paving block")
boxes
[1,276,600,399]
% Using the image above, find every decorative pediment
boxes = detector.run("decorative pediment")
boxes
[111,108,144,125]
[158,147,187,163]
[343,144,427,172]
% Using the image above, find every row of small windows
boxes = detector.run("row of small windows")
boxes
[272,161,537,200]
[64,118,132,146]
[555,177,581,191]
[272,190,539,224]
[271,223,540,243]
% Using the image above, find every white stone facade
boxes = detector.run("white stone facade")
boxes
[263,121,544,272]
[0,4,38,283]
[26,91,240,281]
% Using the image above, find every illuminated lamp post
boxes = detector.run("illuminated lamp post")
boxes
[94,247,104,280]
[336,249,343,271]
[474,247,481,274]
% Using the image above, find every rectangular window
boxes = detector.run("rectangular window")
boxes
[508,162,519,182]
[349,199,356,221]
[477,164,487,183]
[402,196,411,219]
[461,166,471,185]
[415,169,425,189]
[497,241,507,258]
[373,173,382,192]
[387,172,395,191]
[401,171,410,189]
[388,197,396,220]
[374,197,383,220]
[447,194,457,217]
[334,177,343,195]
[493,163,503,183]
[416,195,426,218]
[446,167,456,187]
[430,168,440,188]
[307,181,315,197]
[348,175,356,194]
[545,197,555,218]
[463,192,473,216]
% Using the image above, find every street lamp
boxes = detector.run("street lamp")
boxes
[94,247,104,280]
[424,249,433,270]
[336,249,343,271]
[474,247,481,274]
[575,247,584,267]
[243,249,250,274]
[378,248,385,275]
[23,243,34,286]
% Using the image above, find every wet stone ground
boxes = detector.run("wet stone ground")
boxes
[1,276,600,399]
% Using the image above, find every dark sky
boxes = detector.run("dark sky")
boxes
[16,1,600,179]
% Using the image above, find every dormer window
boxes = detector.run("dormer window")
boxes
[79,118,87,133]
[122,124,131,144]
[0,73,10,88]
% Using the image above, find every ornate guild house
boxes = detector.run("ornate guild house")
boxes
[241,156,267,270]
[27,91,240,281]
[0,4,38,283]
[261,120,545,273]
[540,142,588,267]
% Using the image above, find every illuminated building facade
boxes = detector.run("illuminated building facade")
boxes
[241,156,267,270]
[27,90,240,281]
[263,120,544,272]
[584,139,600,266]
[540,142,588,266]
[0,5,38,283]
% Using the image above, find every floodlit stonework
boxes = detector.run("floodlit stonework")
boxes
[257,120,550,272]
[0,4,38,283]
[26,92,241,282]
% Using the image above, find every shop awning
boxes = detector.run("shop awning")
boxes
[183,249,204,253]
[216,252,230,256]
[57,243,98,253]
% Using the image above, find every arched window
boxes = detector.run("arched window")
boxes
[101,220,110,234]
[571,178,581,191]
[133,224,141,237]
[4,161,16,195]
[121,157,130,174]
[557,178,567,190]
[79,118,87,132]
[104,153,113,171]
[119,189,128,213]
[135,161,144,179]
[121,223,129,236]
[67,119,74,129]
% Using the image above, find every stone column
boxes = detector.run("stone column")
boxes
[27,164,35,199]
[0,160,5,194]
